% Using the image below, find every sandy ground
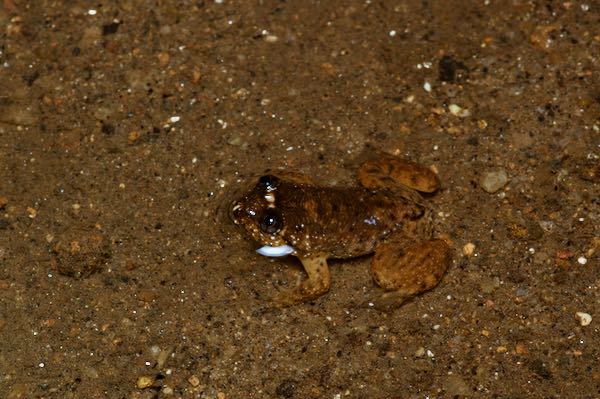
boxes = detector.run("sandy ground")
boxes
[1,1,599,398]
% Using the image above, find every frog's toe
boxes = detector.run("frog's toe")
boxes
[370,238,451,307]
[271,281,331,307]
[358,158,440,193]
[270,255,332,306]
[362,290,417,311]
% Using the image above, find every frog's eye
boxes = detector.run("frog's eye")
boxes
[259,209,283,234]
[258,175,278,192]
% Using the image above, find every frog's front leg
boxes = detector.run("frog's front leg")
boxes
[369,233,451,310]
[276,255,331,307]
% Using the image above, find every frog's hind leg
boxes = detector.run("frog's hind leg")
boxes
[358,157,440,193]
[369,234,451,310]
[275,255,331,307]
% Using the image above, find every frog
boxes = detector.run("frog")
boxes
[230,155,451,309]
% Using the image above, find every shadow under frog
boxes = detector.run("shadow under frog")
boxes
[230,156,451,310]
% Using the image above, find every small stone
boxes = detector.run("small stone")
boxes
[515,343,528,354]
[157,52,170,66]
[27,207,37,218]
[462,242,475,256]
[448,103,470,117]
[555,250,575,260]
[137,375,154,389]
[232,88,249,99]
[157,347,172,369]
[264,34,278,43]
[480,170,509,193]
[227,135,244,146]
[577,256,588,265]
[128,131,141,145]
[575,312,592,326]
[188,375,200,387]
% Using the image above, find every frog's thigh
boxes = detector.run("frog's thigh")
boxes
[277,255,331,306]
[370,234,450,308]
[358,158,440,193]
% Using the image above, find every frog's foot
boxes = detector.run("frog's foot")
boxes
[368,237,451,311]
[273,255,331,307]
[358,157,440,193]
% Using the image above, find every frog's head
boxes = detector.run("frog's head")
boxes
[230,175,295,257]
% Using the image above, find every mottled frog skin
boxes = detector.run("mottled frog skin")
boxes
[230,156,451,309]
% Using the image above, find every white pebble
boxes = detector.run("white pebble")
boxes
[389,30,396,37]
[577,256,588,265]
[88,9,97,15]
[449,104,471,118]
[423,81,432,92]
[169,116,181,123]
[576,312,592,326]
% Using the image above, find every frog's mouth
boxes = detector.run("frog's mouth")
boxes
[256,244,295,257]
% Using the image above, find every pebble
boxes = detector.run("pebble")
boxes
[27,207,37,218]
[575,312,592,326]
[577,256,587,265]
[448,103,471,118]
[462,242,475,256]
[127,131,141,145]
[414,347,426,357]
[227,134,245,146]
[136,375,154,389]
[480,169,509,193]
[188,375,200,387]
[157,347,172,369]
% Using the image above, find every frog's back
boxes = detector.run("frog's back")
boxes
[275,180,423,259]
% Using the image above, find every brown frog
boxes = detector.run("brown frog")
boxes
[230,156,451,309]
